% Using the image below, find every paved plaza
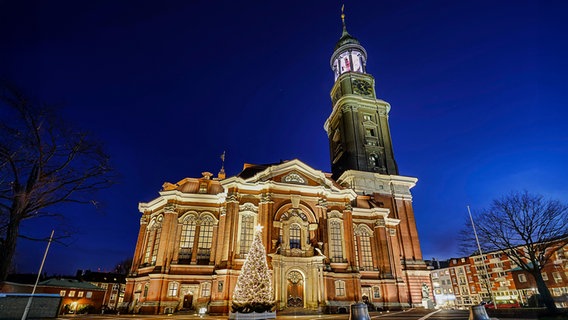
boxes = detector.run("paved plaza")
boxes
[53,309,467,320]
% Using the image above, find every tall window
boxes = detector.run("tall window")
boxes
[168,282,179,297]
[197,217,214,261]
[201,282,211,297]
[289,223,301,249]
[151,228,161,264]
[239,215,255,255]
[360,232,373,270]
[330,221,343,262]
[144,221,161,265]
[552,272,562,283]
[143,284,149,297]
[179,217,196,261]
[373,287,380,298]
[353,235,360,267]
[335,280,345,296]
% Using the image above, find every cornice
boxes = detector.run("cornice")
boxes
[324,96,391,133]
[337,170,417,198]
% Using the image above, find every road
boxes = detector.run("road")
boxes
[55,309,471,320]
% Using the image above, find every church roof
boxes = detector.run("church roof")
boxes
[333,9,362,51]
[334,29,360,51]
[161,175,224,195]
[39,278,103,290]
[236,161,285,179]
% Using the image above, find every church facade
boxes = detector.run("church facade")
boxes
[123,14,431,315]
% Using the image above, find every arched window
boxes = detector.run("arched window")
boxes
[289,223,301,249]
[197,216,214,262]
[143,217,162,265]
[179,216,196,262]
[354,225,374,270]
[330,220,343,262]
[360,231,373,270]
[373,286,381,298]
[279,208,312,255]
[239,215,255,255]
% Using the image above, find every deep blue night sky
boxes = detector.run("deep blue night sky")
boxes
[1,0,567,275]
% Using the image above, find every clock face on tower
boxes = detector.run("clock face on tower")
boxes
[353,79,373,96]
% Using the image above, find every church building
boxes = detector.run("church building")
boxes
[123,12,431,315]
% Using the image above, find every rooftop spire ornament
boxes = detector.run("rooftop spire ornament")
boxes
[218,150,226,179]
[341,4,347,34]
[230,224,275,319]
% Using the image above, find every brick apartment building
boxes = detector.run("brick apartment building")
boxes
[430,242,568,309]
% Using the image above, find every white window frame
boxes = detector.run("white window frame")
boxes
[197,215,215,261]
[335,280,345,296]
[144,216,163,265]
[179,215,197,261]
[201,282,211,297]
[168,282,179,297]
[328,216,344,262]
[238,214,255,255]
[373,286,381,298]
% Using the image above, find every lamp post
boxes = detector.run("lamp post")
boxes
[21,230,54,320]
[467,206,496,308]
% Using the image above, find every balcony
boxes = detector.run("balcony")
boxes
[281,247,314,257]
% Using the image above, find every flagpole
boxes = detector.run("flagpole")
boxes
[467,206,496,308]
[21,230,55,320]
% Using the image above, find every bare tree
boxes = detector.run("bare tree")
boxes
[0,82,114,281]
[461,191,568,313]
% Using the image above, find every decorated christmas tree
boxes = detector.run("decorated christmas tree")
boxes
[231,225,275,313]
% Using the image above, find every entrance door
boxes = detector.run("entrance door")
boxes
[286,271,304,307]
[183,294,193,309]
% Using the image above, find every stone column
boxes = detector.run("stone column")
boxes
[374,219,393,278]
[132,214,149,271]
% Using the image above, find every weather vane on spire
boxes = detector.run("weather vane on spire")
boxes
[341,4,347,33]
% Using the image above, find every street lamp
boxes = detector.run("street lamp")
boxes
[21,230,54,320]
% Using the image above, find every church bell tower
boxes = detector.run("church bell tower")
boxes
[324,11,398,180]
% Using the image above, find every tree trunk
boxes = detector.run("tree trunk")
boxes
[532,270,558,313]
[0,218,20,281]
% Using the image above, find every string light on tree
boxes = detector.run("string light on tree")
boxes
[231,224,275,315]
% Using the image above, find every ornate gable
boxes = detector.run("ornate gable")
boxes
[244,159,336,189]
